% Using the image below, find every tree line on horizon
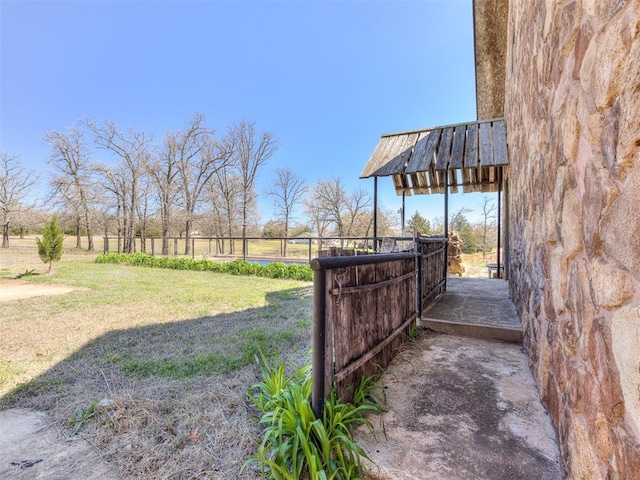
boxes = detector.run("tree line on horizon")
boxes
[1,113,498,257]
[0,113,398,256]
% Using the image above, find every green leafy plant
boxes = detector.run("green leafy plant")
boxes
[36,214,65,273]
[244,351,385,479]
[409,321,422,340]
[67,399,99,435]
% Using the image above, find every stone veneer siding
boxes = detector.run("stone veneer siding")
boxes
[505,1,640,478]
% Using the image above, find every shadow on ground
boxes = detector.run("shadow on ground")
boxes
[0,286,313,479]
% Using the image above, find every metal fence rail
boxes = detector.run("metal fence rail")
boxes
[102,235,417,262]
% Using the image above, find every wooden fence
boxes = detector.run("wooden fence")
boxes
[310,237,447,414]
[415,237,448,318]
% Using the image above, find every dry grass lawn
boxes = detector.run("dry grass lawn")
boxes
[0,237,312,479]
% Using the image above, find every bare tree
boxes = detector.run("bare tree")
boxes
[266,167,306,256]
[148,137,179,254]
[44,127,98,250]
[135,175,153,253]
[174,113,232,255]
[209,169,243,254]
[305,198,332,238]
[478,195,496,260]
[307,178,346,236]
[306,178,371,240]
[48,177,85,249]
[342,186,371,238]
[230,121,278,255]
[97,162,128,248]
[0,153,39,247]
[86,119,152,253]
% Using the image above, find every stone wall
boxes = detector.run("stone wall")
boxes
[474,0,508,119]
[505,1,640,478]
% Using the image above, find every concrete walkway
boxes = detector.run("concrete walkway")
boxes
[355,333,564,479]
[354,279,565,479]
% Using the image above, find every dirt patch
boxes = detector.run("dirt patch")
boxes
[0,280,77,302]
[0,408,118,480]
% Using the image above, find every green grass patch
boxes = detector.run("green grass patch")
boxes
[121,352,240,378]
[95,253,313,281]
[6,376,67,401]
[1,256,311,396]
[0,357,25,387]
[120,327,299,379]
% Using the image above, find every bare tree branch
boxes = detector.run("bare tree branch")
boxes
[85,118,152,253]
[266,167,306,255]
[230,121,279,253]
[0,152,39,247]
[44,126,99,250]
[174,113,233,255]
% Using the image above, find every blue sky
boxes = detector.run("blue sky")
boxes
[1,0,489,227]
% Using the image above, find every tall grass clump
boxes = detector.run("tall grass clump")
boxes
[95,253,313,281]
[244,352,385,479]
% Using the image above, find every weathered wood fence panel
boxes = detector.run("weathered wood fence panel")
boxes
[416,237,447,317]
[310,237,446,412]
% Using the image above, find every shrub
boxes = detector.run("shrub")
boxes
[95,254,313,281]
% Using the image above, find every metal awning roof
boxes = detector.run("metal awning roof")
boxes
[360,118,508,195]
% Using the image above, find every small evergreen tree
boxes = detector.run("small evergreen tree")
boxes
[37,214,64,273]
[406,211,431,236]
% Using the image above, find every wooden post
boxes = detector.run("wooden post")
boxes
[308,239,312,263]
[192,238,195,259]
[151,237,155,256]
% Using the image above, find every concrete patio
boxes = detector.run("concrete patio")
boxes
[419,277,523,343]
